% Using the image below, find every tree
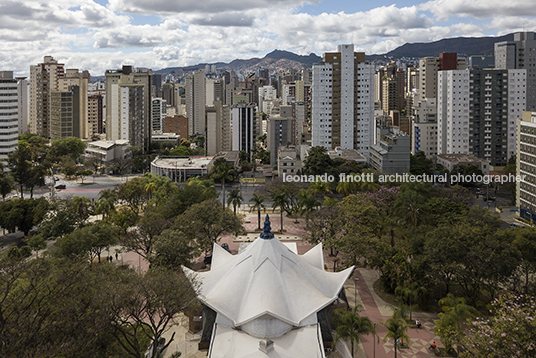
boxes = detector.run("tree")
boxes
[410,151,434,175]
[169,146,193,156]
[149,229,199,270]
[49,137,86,162]
[105,267,197,358]
[383,308,410,358]
[333,305,373,358]
[0,172,14,200]
[57,222,120,263]
[395,281,426,321]
[434,294,478,352]
[95,189,117,219]
[39,197,92,239]
[249,193,266,230]
[304,204,342,256]
[174,199,243,254]
[7,143,32,198]
[463,294,536,358]
[0,257,114,358]
[210,158,235,209]
[122,206,173,259]
[116,177,148,215]
[394,189,426,227]
[75,169,93,183]
[271,189,288,232]
[0,198,49,235]
[303,146,332,175]
[60,155,78,177]
[227,187,243,215]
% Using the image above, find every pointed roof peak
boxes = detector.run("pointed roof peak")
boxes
[260,214,274,240]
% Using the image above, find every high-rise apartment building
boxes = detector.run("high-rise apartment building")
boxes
[105,65,152,151]
[185,69,206,136]
[495,32,536,111]
[151,98,167,134]
[231,103,255,156]
[87,94,104,138]
[517,111,536,222]
[0,71,19,163]
[437,69,526,166]
[311,44,374,159]
[16,77,29,134]
[206,101,231,156]
[53,69,89,140]
[30,56,65,137]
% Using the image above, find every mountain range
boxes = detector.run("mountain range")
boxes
[152,32,518,77]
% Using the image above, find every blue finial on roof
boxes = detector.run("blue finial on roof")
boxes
[260,214,274,240]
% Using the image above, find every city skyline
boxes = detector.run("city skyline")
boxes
[1,0,536,76]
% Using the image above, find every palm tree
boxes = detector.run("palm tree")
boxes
[95,189,116,219]
[249,194,266,230]
[333,304,374,358]
[336,174,360,197]
[394,190,425,227]
[395,281,426,321]
[227,188,243,215]
[271,189,289,233]
[297,190,321,217]
[434,294,478,351]
[383,308,410,358]
[211,160,234,209]
[309,180,332,198]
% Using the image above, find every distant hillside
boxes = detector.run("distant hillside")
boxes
[105,32,520,81]
[380,34,514,58]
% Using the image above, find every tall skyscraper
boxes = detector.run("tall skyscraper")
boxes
[231,103,255,155]
[437,69,526,166]
[0,71,19,163]
[105,65,152,151]
[517,111,536,221]
[29,56,65,137]
[311,44,374,159]
[16,77,29,134]
[52,69,89,140]
[87,94,104,138]
[495,32,536,111]
[151,98,167,134]
[185,69,206,136]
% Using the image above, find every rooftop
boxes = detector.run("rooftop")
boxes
[151,156,214,169]
[436,153,489,163]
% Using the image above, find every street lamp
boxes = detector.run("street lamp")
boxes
[354,278,359,307]
[373,322,377,358]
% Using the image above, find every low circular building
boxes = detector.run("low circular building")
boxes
[150,156,214,182]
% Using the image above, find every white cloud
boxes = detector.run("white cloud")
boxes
[107,0,320,15]
[420,0,536,20]
[2,0,536,77]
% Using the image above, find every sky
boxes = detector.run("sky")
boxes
[1,0,536,77]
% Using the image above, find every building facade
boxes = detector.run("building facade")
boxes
[312,44,375,160]
[105,65,152,151]
[30,56,65,137]
[517,111,536,221]
[186,69,206,136]
[0,71,19,163]
[437,69,526,166]
[495,32,536,111]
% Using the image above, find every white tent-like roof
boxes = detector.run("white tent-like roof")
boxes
[183,215,353,357]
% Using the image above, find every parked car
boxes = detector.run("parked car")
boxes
[221,243,230,252]
[55,184,66,190]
